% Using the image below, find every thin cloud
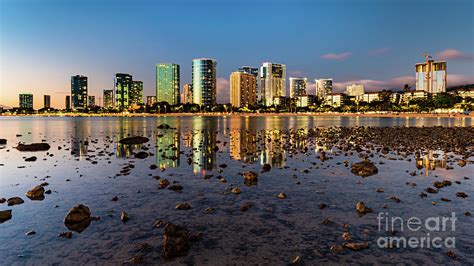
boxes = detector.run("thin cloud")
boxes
[368,47,390,56]
[321,52,352,61]
[436,49,473,61]
[448,74,474,86]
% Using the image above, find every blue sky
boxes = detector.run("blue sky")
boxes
[1,0,473,108]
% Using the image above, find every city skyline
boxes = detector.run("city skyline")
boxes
[1,0,474,109]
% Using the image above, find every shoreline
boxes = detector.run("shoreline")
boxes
[0,112,472,118]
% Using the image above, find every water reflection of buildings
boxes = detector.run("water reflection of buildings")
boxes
[156,129,180,169]
[115,118,147,158]
[71,120,90,157]
[416,150,447,175]
[259,129,286,167]
[230,129,258,163]
[192,118,217,175]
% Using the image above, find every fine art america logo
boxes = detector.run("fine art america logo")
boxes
[377,212,457,248]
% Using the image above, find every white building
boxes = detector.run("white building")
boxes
[362,92,380,103]
[260,62,286,106]
[289,77,307,98]
[325,93,345,107]
[315,78,333,99]
[296,96,308,107]
[345,84,365,97]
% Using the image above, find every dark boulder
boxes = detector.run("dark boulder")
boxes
[119,136,149,145]
[16,143,50,152]
[351,160,378,177]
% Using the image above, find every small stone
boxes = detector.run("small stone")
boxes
[319,203,327,209]
[7,197,24,206]
[278,192,287,199]
[64,204,91,233]
[389,196,401,203]
[26,185,45,200]
[175,202,191,210]
[121,211,129,222]
[0,210,12,223]
[240,202,252,212]
[330,244,345,253]
[291,255,301,264]
[168,185,183,192]
[119,136,149,145]
[111,196,118,201]
[204,207,215,214]
[356,201,373,214]
[135,151,149,159]
[25,156,37,162]
[159,179,170,188]
[58,231,73,238]
[351,160,378,177]
[376,188,384,193]
[447,250,458,259]
[342,232,352,241]
[230,187,241,195]
[456,192,468,198]
[162,222,199,259]
[25,230,36,236]
[262,163,271,172]
[344,242,369,250]
[457,160,466,167]
[425,187,438,194]
[243,171,258,185]
[16,143,50,152]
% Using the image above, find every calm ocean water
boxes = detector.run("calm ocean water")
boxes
[0,116,472,264]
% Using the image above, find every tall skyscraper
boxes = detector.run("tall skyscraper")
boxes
[238,66,258,97]
[259,62,286,106]
[43,95,51,109]
[71,75,88,110]
[192,58,217,106]
[65,96,71,110]
[103,89,114,108]
[156,63,180,105]
[130,80,144,105]
[182,83,193,104]
[114,73,133,111]
[230,71,257,108]
[88,96,96,107]
[289,77,307,98]
[315,78,333,99]
[19,94,33,109]
[415,60,447,94]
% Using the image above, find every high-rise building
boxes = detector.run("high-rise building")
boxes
[289,77,307,98]
[238,66,258,97]
[415,60,447,94]
[315,78,333,99]
[19,94,33,109]
[146,96,157,106]
[230,71,257,108]
[65,96,71,110]
[103,89,114,108]
[345,84,365,97]
[192,58,217,106]
[114,73,133,111]
[44,95,51,109]
[156,63,180,105]
[259,62,286,106]
[130,80,144,105]
[182,83,193,104]
[88,96,96,107]
[71,75,88,110]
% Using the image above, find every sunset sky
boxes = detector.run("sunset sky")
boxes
[1,0,473,109]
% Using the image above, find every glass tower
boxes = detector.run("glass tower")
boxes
[130,81,144,105]
[103,89,114,108]
[289,77,307,98]
[156,63,180,105]
[259,62,286,106]
[238,66,258,98]
[114,73,133,111]
[19,94,33,109]
[192,58,217,106]
[71,75,88,110]
[43,95,51,109]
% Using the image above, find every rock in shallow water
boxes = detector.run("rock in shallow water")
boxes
[7,197,24,206]
[0,210,12,223]
[351,160,378,177]
[162,223,199,259]
[243,171,258,185]
[26,185,45,200]
[356,201,373,214]
[118,136,149,145]
[64,204,91,233]
[16,143,50,152]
